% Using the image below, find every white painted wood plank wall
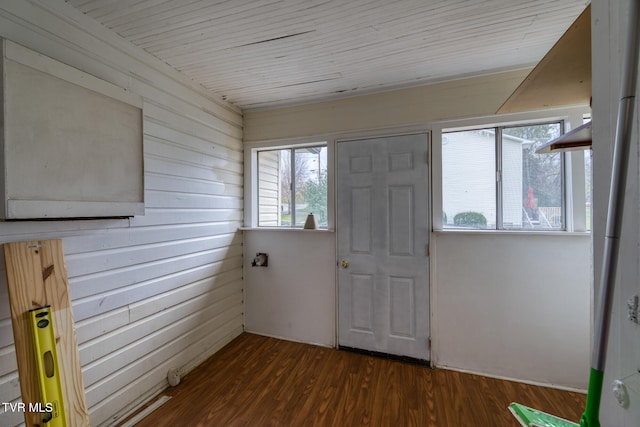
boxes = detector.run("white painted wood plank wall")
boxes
[0,1,243,426]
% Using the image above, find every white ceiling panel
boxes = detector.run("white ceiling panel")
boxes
[67,0,590,110]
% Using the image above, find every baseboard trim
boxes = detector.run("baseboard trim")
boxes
[118,395,172,427]
[435,364,588,394]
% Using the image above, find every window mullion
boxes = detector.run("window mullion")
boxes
[290,148,296,227]
[496,128,503,230]
[560,121,568,231]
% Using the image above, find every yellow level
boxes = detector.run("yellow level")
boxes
[29,305,67,426]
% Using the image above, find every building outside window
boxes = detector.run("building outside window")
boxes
[442,122,564,230]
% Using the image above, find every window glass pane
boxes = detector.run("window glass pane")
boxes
[585,150,592,231]
[442,129,496,229]
[502,123,563,230]
[257,145,327,228]
[294,146,328,228]
[257,149,290,226]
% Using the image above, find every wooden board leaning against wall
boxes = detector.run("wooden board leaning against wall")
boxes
[4,239,89,427]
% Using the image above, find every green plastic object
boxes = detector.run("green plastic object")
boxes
[508,368,603,427]
[579,368,604,427]
[509,402,578,427]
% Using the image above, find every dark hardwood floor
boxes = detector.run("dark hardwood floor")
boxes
[127,333,586,426]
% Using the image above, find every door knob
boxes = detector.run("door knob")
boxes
[341,260,349,269]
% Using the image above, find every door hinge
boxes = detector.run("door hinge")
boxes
[428,336,432,349]
[426,243,430,257]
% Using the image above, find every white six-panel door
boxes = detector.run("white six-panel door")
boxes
[337,133,430,361]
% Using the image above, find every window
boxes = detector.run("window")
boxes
[257,145,328,228]
[585,150,592,231]
[583,115,592,232]
[442,122,564,230]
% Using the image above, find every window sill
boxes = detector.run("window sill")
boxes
[239,227,335,233]
[433,229,590,237]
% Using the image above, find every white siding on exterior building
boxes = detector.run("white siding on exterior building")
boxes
[442,130,496,227]
[257,151,281,227]
[0,2,243,426]
[501,139,525,227]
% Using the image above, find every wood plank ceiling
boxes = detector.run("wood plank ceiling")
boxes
[67,0,590,110]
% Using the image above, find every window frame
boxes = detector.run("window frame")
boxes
[441,120,567,231]
[254,142,329,229]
